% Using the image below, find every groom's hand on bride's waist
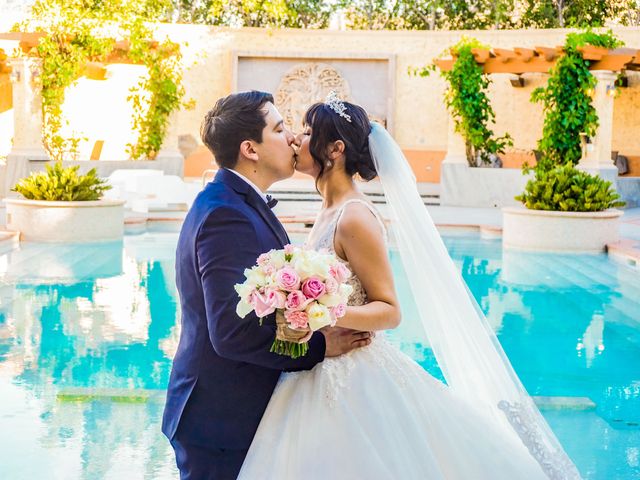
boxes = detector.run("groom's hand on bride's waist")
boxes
[320,327,373,357]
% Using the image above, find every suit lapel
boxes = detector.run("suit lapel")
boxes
[215,169,290,247]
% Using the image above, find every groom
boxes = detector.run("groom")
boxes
[162,91,372,479]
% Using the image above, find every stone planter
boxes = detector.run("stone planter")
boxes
[502,207,623,253]
[5,198,125,243]
[440,163,532,208]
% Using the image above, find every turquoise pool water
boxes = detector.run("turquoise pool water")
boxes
[0,232,638,479]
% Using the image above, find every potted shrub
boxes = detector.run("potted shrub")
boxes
[503,30,626,252]
[503,164,624,252]
[6,161,125,243]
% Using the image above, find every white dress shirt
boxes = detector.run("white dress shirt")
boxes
[227,169,268,203]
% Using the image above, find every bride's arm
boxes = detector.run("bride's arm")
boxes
[332,202,401,331]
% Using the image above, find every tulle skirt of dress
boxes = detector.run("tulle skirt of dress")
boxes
[238,336,547,480]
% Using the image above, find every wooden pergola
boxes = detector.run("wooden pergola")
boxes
[0,31,178,82]
[0,31,182,182]
[435,44,638,180]
[434,45,640,74]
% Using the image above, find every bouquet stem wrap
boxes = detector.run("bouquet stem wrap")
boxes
[271,310,310,358]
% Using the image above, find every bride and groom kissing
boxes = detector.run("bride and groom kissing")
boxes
[162,91,582,480]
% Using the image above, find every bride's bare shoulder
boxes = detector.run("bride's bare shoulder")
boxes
[334,200,385,256]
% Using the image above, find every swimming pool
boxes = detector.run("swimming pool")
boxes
[0,232,638,479]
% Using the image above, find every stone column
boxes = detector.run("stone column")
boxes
[578,70,618,183]
[5,57,48,196]
[155,110,184,178]
[442,113,468,165]
[440,112,471,206]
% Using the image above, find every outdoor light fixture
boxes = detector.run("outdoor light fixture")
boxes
[606,84,616,97]
[616,74,629,88]
[509,74,525,87]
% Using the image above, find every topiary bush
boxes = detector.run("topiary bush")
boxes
[12,161,111,201]
[516,164,625,212]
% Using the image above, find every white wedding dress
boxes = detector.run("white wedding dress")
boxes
[238,200,549,480]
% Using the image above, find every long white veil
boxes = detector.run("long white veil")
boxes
[368,122,582,480]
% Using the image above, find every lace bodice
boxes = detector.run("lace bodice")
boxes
[305,199,386,309]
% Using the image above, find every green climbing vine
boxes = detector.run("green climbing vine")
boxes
[518,29,625,212]
[530,29,623,171]
[415,36,512,167]
[125,17,186,159]
[17,0,186,162]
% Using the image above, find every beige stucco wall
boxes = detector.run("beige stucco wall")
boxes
[1,25,639,170]
[157,25,640,157]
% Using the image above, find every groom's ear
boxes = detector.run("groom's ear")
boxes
[239,140,259,162]
[327,140,345,160]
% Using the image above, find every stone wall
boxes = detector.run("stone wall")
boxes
[2,25,640,182]
[161,25,640,181]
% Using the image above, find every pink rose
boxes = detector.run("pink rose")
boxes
[324,277,339,294]
[275,267,300,291]
[265,288,287,309]
[329,263,351,283]
[331,304,347,319]
[329,304,347,327]
[285,290,311,311]
[251,292,275,318]
[285,310,309,330]
[284,244,295,255]
[257,253,270,267]
[263,264,276,276]
[301,277,326,300]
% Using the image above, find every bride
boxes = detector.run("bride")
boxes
[238,94,582,479]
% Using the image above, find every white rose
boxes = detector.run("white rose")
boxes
[339,284,353,301]
[317,293,343,307]
[244,267,266,287]
[234,282,254,301]
[236,299,253,318]
[294,255,330,279]
[270,250,286,269]
[306,302,332,331]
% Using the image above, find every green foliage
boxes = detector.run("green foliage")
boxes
[207,0,334,28]
[341,0,517,30]
[167,0,640,29]
[12,161,111,201]
[123,14,187,159]
[519,29,625,212]
[518,0,625,28]
[440,0,517,30]
[437,37,512,167]
[19,0,185,161]
[20,1,116,161]
[531,29,622,170]
[516,164,624,211]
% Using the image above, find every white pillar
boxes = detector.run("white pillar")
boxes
[578,70,618,183]
[442,113,468,165]
[154,110,184,177]
[440,112,471,207]
[6,57,48,196]
[7,57,46,158]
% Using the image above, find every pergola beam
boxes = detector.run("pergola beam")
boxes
[434,44,640,75]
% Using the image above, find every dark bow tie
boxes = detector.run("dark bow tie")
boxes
[266,194,278,209]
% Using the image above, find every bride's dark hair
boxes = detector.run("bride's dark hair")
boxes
[303,101,377,181]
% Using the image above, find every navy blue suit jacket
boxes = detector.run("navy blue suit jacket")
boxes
[162,168,326,450]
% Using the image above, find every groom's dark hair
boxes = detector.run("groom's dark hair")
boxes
[201,91,274,169]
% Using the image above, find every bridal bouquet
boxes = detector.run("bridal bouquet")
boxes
[235,245,353,358]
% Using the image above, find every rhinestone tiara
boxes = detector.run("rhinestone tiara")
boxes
[325,91,352,122]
